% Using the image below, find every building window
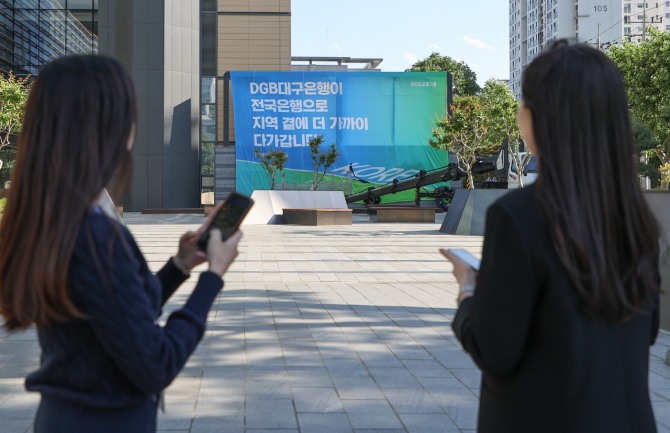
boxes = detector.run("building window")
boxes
[3,0,98,76]
[624,3,632,12]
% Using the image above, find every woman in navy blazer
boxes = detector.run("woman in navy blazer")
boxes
[442,41,661,432]
[0,55,241,432]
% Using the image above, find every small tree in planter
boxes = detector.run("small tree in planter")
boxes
[308,135,339,190]
[254,149,288,190]
[0,72,31,172]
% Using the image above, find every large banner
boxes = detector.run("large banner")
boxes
[230,71,450,197]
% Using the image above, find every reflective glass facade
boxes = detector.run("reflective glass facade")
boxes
[0,0,98,75]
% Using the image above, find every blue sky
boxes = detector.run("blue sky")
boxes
[291,0,510,86]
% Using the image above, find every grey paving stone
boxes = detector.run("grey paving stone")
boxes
[292,386,344,413]
[398,413,461,433]
[324,358,369,377]
[383,387,443,414]
[0,419,32,433]
[368,367,422,390]
[245,399,297,430]
[1,213,668,433]
[157,399,196,430]
[341,400,404,430]
[297,413,354,433]
[332,376,385,400]
[286,366,332,387]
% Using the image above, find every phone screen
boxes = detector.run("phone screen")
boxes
[198,193,254,250]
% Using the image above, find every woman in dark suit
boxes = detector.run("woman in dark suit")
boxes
[442,41,661,432]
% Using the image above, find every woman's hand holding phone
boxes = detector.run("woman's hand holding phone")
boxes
[440,248,479,306]
[206,228,242,277]
[174,231,208,273]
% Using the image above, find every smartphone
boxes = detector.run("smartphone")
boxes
[447,248,481,271]
[197,192,254,251]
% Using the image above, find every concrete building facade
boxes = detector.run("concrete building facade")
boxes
[1,0,202,212]
[98,0,201,211]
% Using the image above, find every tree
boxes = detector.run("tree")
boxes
[609,29,670,187]
[0,72,31,172]
[657,106,670,188]
[429,81,520,189]
[254,149,288,190]
[479,79,531,187]
[429,96,499,188]
[632,120,661,186]
[407,52,480,96]
[308,135,339,190]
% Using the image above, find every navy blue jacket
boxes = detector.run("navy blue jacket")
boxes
[26,209,223,416]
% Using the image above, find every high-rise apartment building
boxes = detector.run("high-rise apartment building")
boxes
[509,0,668,98]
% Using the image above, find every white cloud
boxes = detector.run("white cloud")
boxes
[462,36,494,50]
[404,52,418,66]
[428,43,441,53]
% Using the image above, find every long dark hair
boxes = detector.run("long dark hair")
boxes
[0,55,137,330]
[523,41,660,321]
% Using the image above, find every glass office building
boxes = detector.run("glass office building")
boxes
[0,0,98,76]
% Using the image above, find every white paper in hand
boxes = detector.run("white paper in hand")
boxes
[448,248,481,271]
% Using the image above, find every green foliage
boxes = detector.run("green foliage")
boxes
[254,148,289,190]
[0,145,16,187]
[308,135,339,190]
[429,80,519,188]
[609,29,670,138]
[0,197,6,213]
[201,143,215,175]
[0,71,31,171]
[632,120,661,183]
[480,79,520,145]
[407,52,480,96]
[660,162,670,189]
[609,29,670,187]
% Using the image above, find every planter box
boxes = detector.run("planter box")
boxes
[245,190,349,225]
[283,208,352,225]
[369,206,435,223]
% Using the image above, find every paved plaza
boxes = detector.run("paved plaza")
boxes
[0,212,669,432]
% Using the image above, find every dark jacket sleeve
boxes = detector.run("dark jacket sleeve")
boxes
[156,258,190,305]
[451,201,538,379]
[71,216,223,394]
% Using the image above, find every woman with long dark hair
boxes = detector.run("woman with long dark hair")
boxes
[442,41,661,432]
[0,55,241,432]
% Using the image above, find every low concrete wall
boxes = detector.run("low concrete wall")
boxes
[283,209,352,225]
[244,190,348,225]
[370,207,435,223]
[644,191,670,333]
[439,189,510,236]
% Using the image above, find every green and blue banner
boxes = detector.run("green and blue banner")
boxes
[230,71,450,198]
